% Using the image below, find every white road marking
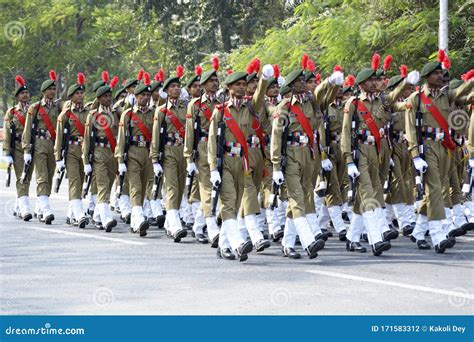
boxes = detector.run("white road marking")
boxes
[306,269,474,300]
[24,226,147,246]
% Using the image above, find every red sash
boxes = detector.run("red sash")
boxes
[11,109,26,126]
[161,108,185,139]
[36,105,56,140]
[129,112,152,142]
[195,101,212,121]
[289,103,314,157]
[95,113,116,152]
[65,111,85,137]
[354,100,381,154]
[223,106,250,172]
[420,93,456,151]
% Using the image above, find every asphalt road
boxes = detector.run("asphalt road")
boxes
[1,170,473,315]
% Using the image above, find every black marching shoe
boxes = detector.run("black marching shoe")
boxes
[446,236,456,249]
[372,241,391,256]
[462,222,474,232]
[66,217,72,225]
[124,213,131,224]
[338,229,347,241]
[272,229,284,242]
[341,211,350,224]
[139,220,149,237]
[255,239,271,252]
[392,219,399,229]
[346,241,366,253]
[23,213,33,222]
[448,227,466,238]
[156,215,166,229]
[78,217,89,229]
[321,228,333,238]
[217,247,236,260]
[360,233,368,242]
[305,240,324,259]
[235,240,253,262]
[383,228,399,241]
[173,228,187,242]
[434,238,452,254]
[210,235,219,248]
[314,232,329,241]
[401,225,414,236]
[196,234,209,244]
[105,219,117,233]
[282,247,301,259]
[44,214,54,225]
[416,239,431,250]
[148,217,158,226]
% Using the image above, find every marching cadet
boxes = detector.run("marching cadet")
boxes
[22,70,62,224]
[3,75,34,220]
[271,65,343,259]
[54,72,89,228]
[184,57,222,247]
[116,72,154,237]
[82,76,120,232]
[151,66,189,243]
[406,50,472,253]
[383,66,417,237]
[341,58,420,255]
[207,64,274,262]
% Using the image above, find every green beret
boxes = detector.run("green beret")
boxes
[162,77,180,91]
[304,71,315,82]
[279,84,291,96]
[355,68,376,85]
[266,77,278,87]
[246,72,258,83]
[449,79,463,90]
[92,81,106,93]
[223,71,248,86]
[150,81,162,93]
[40,79,56,92]
[134,83,152,96]
[15,85,28,97]
[67,84,85,98]
[285,69,304,86]
[123,78,139,89]
[421,61,442,78]
[186,75,200,88]
[96,85,112,98]
[200,70,217,85]
[114,87,126,100]
[387,75,403,89]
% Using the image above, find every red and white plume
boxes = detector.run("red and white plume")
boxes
[316,73,321,83]
[227,69,233,75]
[15,75,26,87]
[246,60,255,74]
[273,64,280,79]
[176,65,184,78]
[437,49,446,63]
[195,65,203,76]
[109,76,119,89]
[301,54,309,70]
[383,55,393,72]
[307,59,316,73]
[461,69,474,81]
[253,58,261,73]
[371,53,380,71]
[442,55,451,70]
[143,72,151,86]
[344,74,355,87]
[158,68,165,82]
[77,72,86,86]
[211,56,219,71]
[101,71,109,83]
[399,65,408,78]
[333,65,343,72]
[49,70,57,81]
[137,69,144,81]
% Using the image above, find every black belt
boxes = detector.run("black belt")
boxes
[130,140,150,148]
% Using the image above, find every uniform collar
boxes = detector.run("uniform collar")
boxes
[17,101,29,112]
[72,102,84,112]
[422,84,442,99]
[167,98,182,110]
[202,92,217,104]
[291,94,305,105]
[228,96,243,110]
[265,96,278,106]
[134,104,149,113]
[359,91,377,103]
[41,97,53,108]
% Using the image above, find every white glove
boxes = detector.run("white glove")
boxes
[153,163,163,177]
[186,162,198,176]
[159,88,168,100]
[321,158,333,172]
[3,155,13,165]
[262,64,274,80]
[413,156,428,173]
[126,94,136,106]
[329,71,344,86]
[84,164,92,175]
[277,76,285,87]
[406,70,420,85]
[23,153,32,164]
[390,158,395,168]
[347,162,360,179]
[210,170,221,187]
[273,170,284,185]
[56,159,65,171]
[470,158,474,169]
[118,163,127,175]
